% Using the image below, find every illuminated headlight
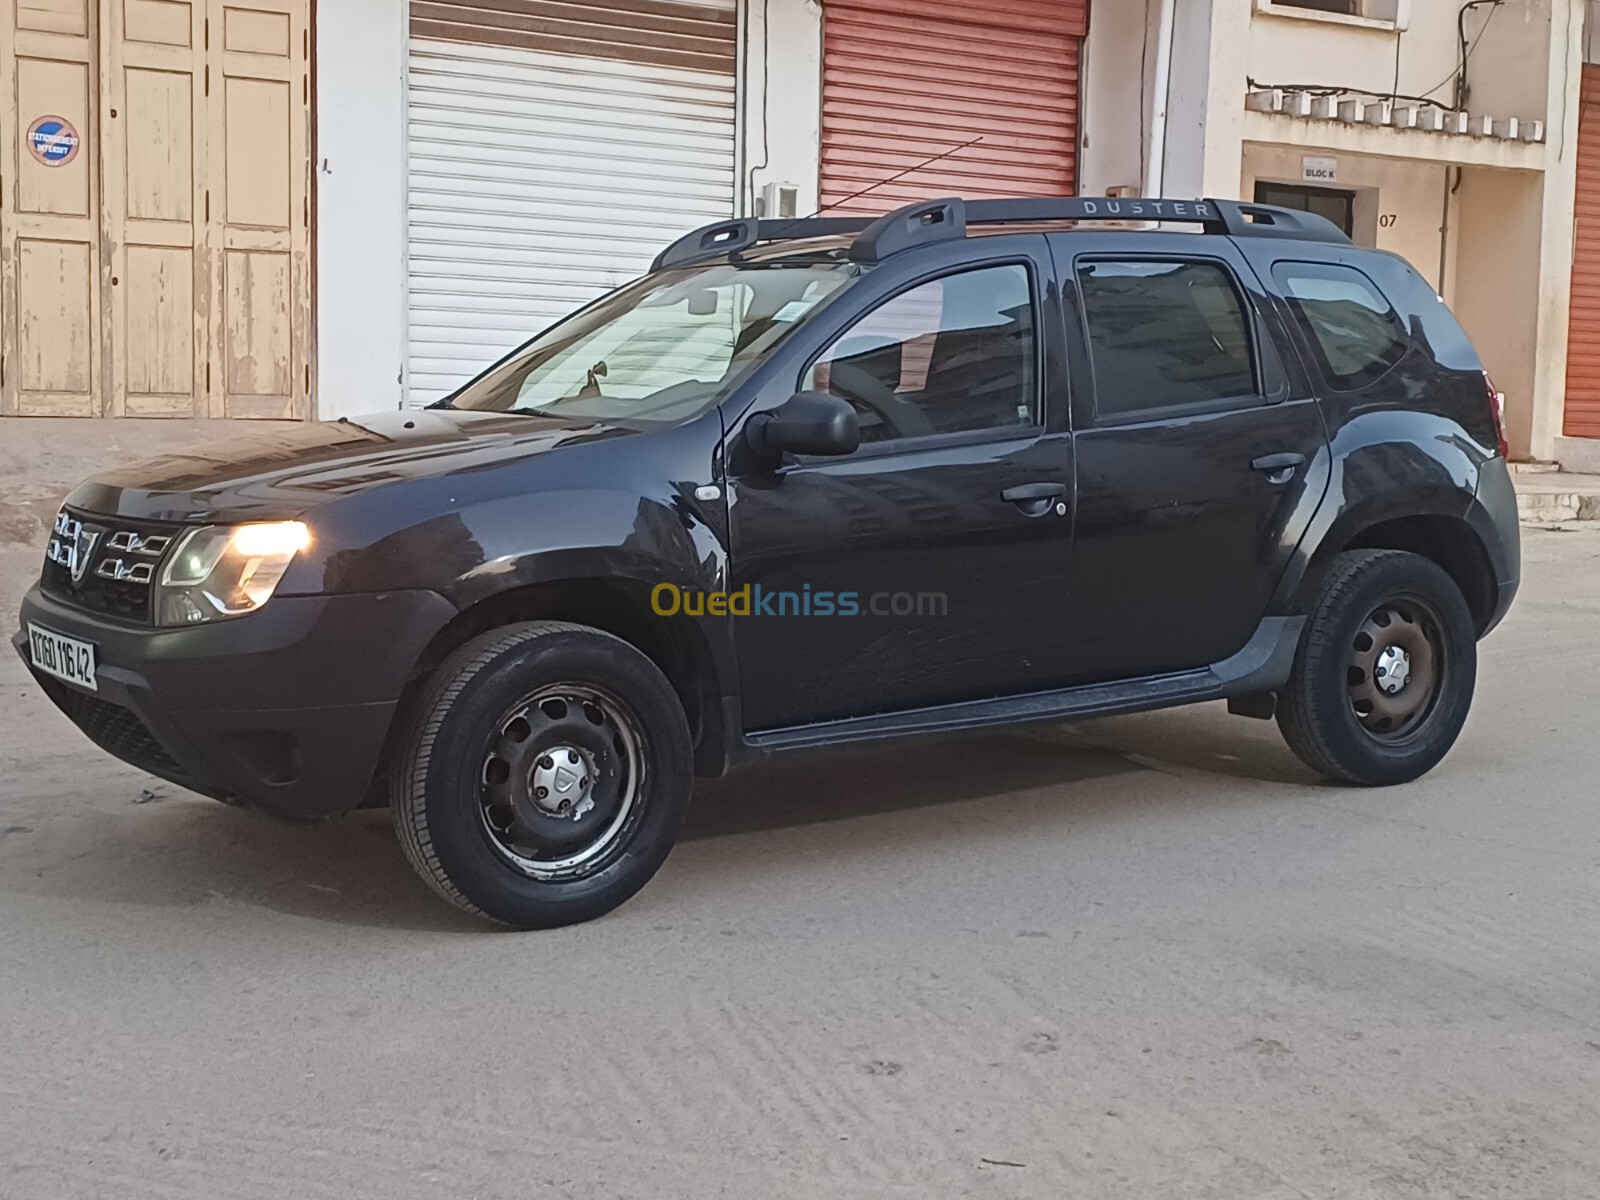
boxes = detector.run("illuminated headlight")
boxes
[156,522,312,626]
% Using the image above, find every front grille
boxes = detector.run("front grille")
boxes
[45,682,186,779]
[40,509,183,624]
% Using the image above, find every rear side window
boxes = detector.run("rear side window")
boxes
[1076,259,1259,419]
[1274,262,1409,390]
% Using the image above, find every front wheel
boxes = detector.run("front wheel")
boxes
[392,622,692,928]
[1277,550,1477,786]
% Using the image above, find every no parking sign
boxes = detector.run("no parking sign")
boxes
[27,115,80,167]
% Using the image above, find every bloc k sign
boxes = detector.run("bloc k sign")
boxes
[651,584,949,619]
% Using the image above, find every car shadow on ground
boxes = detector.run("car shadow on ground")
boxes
[4,710,1314,935]
[681,729,1139,843]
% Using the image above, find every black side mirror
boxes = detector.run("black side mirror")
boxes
[747,391,861,461]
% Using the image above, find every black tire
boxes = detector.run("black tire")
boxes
[1278,549,1477,786]
[392,621,692,929]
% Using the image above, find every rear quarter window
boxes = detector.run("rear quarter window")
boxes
[1273,262,1410,391]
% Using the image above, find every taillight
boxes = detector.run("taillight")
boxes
[1485,373,1509,459]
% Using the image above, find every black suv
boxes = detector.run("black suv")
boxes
[15,197,1520,928]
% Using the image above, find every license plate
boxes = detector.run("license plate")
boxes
[27,623,98,692]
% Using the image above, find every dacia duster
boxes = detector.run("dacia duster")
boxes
[16,197,1521,928]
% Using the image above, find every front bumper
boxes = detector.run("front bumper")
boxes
[15,586,457,819]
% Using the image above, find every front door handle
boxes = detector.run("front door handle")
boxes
[1001,482,1067,504]
[1251,452,1306,484]
[1001,482,1068,517]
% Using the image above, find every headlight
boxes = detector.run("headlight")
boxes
[157,521,312,626]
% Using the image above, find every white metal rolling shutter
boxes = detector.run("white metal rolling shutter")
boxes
[405,0,737,407]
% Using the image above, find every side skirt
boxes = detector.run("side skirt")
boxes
[734,616,1305,763]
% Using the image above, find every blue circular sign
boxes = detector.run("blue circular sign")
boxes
[27,115,80,167]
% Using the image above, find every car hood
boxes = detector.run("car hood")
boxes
[65,409,640,523]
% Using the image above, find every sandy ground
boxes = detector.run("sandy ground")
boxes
[2,422,1599,1198]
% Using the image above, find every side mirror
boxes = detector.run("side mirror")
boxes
[747,391,861,460]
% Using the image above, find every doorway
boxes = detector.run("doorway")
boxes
[1253,181,1357,239]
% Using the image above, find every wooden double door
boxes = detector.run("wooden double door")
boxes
[1,0,310,418]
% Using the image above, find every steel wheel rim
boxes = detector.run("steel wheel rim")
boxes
[478,683,645,881]
[1346,593,1445,745]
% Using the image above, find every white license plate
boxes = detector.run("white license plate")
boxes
[27,623,98,692]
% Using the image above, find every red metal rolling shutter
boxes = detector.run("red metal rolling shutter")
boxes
[819,0,1086,215]
[1566,65,1600,439]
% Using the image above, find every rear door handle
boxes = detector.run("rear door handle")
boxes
[1251,452,1306,484]
[1001,482,1067,504]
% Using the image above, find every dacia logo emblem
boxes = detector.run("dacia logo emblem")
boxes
[46,511,100,585]
[70,525,101,584]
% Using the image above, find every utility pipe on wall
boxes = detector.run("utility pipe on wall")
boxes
[1146,0,1177,195]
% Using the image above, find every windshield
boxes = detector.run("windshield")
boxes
[443,259,860,425]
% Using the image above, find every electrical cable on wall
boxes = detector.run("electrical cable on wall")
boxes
[743,0,772,214]
[1248,0,1505,114]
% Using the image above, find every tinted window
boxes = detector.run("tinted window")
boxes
[804,264,1036,444]
[1076,260,1258,418]
[1274,262,1409,390]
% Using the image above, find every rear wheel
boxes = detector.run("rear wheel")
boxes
[1278,550,1476,786]
[393,622,692,928]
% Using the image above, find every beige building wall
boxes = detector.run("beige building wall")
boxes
[1453,168,1547,455]
[1241,144,1458,290]
[1079,0,1584,461]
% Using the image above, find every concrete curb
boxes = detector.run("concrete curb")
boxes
[1516,492,1600,524]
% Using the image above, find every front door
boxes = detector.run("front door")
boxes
[728,251,1074,730]
[1058,242,1329,683]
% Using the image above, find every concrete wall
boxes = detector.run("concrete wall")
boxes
[314,0,408,420]
[742,0,824,217]
[1465,0,1555,119]
[1453,168,1545,459]
[1165,0,1251,197]
[1079,0,1158,196]
[1248,0,1551,121]
[1531,0,1585,457]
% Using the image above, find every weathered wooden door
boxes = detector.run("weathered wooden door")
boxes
[103,0,207,416]
[208,0,310,418]
[1,0,102,415]
[1,0,310,419]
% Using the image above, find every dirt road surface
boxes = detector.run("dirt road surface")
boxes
[3,428,1599,1198]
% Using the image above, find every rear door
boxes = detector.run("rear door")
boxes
[1054,235,1330,683]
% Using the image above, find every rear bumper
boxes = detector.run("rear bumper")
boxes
[15,586,456,819]
[1468,459,1522,636]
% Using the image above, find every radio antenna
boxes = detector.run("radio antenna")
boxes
[763,135,984,237]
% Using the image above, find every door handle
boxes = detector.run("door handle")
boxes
[1001,482,1068,518]
[1001,482,1067,504]
[1251,452,1305,484]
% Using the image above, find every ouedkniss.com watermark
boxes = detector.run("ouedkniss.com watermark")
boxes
[651,584,948,619]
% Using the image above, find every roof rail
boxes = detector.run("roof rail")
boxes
[649,195,1350,272]
[650,215,872,271]
[1205,199,1351,245]
[849,197,967,262]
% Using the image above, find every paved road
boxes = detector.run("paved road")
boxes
[3,446,1598,1197]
